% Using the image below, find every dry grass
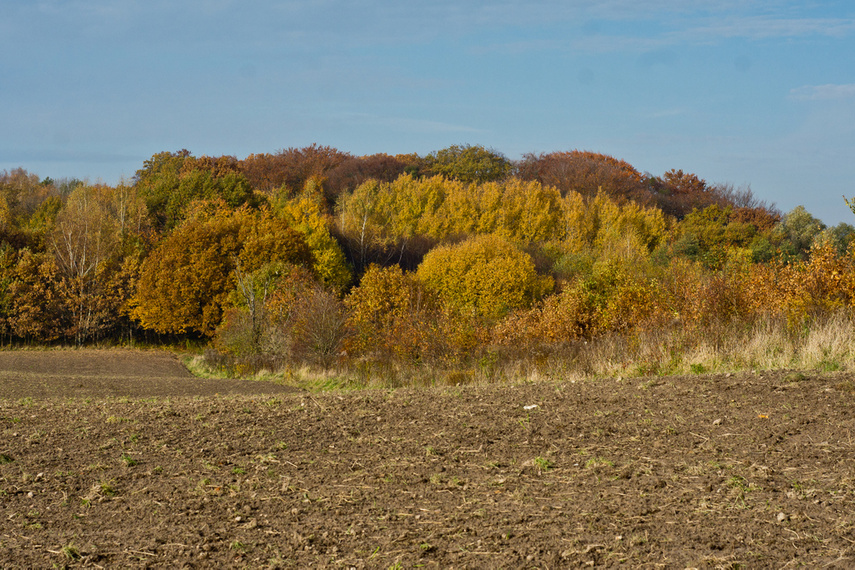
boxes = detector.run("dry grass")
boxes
[564,311,855,380]
[196,310,855,387]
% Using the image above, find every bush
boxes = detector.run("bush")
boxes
[416,234,553,320]
[344,264,484,365]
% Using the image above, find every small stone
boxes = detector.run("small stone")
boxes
[777,512,787,522]
[712,418,722,426]
[27,491,34,498]
[234,516,242,522]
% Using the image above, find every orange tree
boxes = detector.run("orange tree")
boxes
[131,203,312,336]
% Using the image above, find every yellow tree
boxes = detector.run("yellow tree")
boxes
[50,184,123,344]
[276,182,352,292]
[416,234,553,321]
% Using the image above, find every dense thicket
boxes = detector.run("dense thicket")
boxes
[1,146,854,380]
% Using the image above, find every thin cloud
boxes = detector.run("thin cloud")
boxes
[687,16,855,40]
[0,148,138,163]
[790,84,855,101]
[345,113,484,135]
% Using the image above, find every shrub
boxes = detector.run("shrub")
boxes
[416,234,553,321]
[344,264,483,365]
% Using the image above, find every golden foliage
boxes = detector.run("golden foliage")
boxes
[343,264,483,364]
[277,190,352,292]
[131,204,312,336]
[416,234,553,321]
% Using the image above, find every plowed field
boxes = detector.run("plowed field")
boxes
[1,350,854,568]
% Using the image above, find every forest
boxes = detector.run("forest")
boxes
[2,144,854,385]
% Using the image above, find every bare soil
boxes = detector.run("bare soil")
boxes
[1,350,854,568]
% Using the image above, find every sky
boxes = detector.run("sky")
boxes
[2,0,855,226]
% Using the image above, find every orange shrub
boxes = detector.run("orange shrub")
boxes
[344,264,483,365]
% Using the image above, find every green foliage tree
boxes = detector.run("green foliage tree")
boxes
[774,205,827,258]
[135,150,262,231]
[134,150,191,230]
[424,145,512,183]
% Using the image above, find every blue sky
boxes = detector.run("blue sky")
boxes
[2,0,854,226]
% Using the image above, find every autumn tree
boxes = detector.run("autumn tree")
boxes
[343,264,479,364]
[0,244,17,342]
[322,153,408,206]
[240,144,352,195]
[8,250,67,341]
[131,204,312,336]
[336,174,567,274]
[516,151,646,202]
[50,184,124,344]
[336,179,405,273]
[554,190,669,282]
[274,185,352,291]
[416,234,553,320]
[0,168,62,247]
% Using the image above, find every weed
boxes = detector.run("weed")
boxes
[106,415,130,424]
[818,359,841,372]
[783,372,808,383]
[0,454,13,465]
[61,542,81,560]
[121,454,139,467]
[229,540,248,552]
[690,363,707,374]
[585,457,614,470]
[232,466,246,475]
[534,456,553,473]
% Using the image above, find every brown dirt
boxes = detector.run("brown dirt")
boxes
[1,351,854,568]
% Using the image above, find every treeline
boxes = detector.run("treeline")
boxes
[1,144,853,379]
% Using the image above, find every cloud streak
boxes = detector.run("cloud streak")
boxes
[790,84,855,101]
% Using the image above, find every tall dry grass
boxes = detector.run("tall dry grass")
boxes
[529,310,855,381]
